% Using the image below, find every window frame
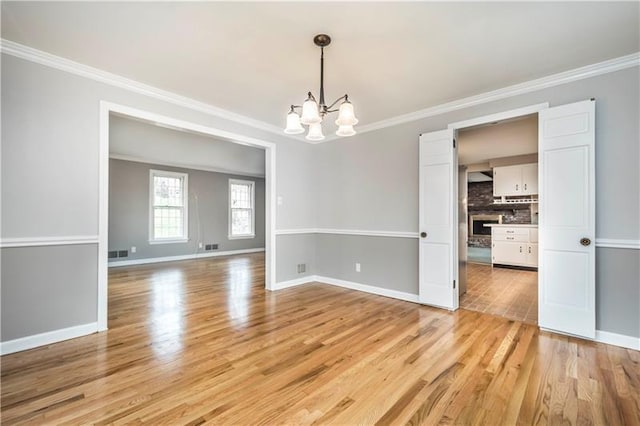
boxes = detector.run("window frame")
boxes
[148,169,189,244]
[228,178,256,240]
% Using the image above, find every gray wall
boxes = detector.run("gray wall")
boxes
[2,50,638,344]
[276,234,317,282]
[110,115,266,178]
[313,67,640,338]
[109,159,265,262]
[1,245,98,340]
[316,234,418,294]
[1,53,316,343]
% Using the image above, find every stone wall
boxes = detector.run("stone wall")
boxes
[467,181,532,248]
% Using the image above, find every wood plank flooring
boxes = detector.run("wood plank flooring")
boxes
[461,263,538,324]
[1,253,638,425]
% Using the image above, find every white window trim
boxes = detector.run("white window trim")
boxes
[149,169,189,244]
[229,178,256,239]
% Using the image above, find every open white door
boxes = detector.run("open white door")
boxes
[539,99,596,339]
[419,129,458,309]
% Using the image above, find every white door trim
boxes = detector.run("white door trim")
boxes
[98,101,277,331]
[448,103,549,130]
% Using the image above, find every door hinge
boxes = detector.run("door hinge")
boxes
[453,279,456,289]
[453,138,456,148]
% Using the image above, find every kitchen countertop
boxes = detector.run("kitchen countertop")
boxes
[483,224,538,228]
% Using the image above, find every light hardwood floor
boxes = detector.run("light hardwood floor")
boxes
[1,253,638,425]
[460,262,538,324]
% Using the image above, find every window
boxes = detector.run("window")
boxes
[229,179,255,239]
[149,170,188,244]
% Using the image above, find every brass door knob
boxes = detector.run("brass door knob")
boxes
[580,238,592,246]
[420,232,427,238]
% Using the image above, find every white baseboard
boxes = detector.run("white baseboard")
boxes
[271,275,317,290]
[108,248,265,267]
[1,322,98,356]
[595,330,640,351]
[316,276,420,304]
[272,274,420,304]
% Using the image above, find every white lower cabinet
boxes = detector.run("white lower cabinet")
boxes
[491,226,538,268]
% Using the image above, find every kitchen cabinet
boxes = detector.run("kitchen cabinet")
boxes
[493,163,538,196]
[491,226,538,268]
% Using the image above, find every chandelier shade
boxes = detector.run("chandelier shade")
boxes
[284,34,357,140]
[300,97,321,125]
[336,124,356,137]
[335,100,358,126]
[284,110,305,134]
[306,122,325,141]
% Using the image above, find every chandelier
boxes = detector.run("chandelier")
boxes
[284,34,358,141]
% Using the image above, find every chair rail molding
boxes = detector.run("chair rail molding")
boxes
[0,235,100,248]
[275,228,419,239]
[595,238,640,250]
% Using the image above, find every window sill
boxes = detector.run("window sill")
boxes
[149,238,189,245]
[228,234,255,240]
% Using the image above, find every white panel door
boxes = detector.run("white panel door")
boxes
[419,129,457,309]
[539,99,595,339]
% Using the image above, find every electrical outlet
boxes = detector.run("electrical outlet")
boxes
[131,246,136,253]
[277,196,283,206]
[198,242,203,249]
[355,263,361,272]
[297,263,306,274]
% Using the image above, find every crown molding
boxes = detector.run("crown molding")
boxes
[0,38,306,143]
[323,52,640,142]
[2,39,637,145]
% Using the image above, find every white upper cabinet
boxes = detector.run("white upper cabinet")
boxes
[493,163,538,196]
[521,163,538,194]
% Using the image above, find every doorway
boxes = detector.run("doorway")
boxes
[457,114,540,324]
[97,102,277,331]
[419,100,596,339]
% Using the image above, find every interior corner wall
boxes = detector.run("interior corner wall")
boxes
[1,53,317,343]
[109,159,266,262]
[313,66,640,339]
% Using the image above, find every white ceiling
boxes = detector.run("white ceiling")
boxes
[2,2,639,130]
[109,115,265,177]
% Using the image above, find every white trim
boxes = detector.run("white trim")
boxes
[229,178,256,239]
[277,230,640,249]
[0,235,99,248]
[316,276,420,304]
[0,322,98,355]
[271,275,317,290]
[0,39,299,142]
[148,239,189,245]
[99,101,277,330]
[271,274,419,304]
[275,228,319,236]
[149,169,189,244]
[109,153,266,178]
[275,228,419,239]
[448,103,549,130]
[595,330,640,351]
[595,239,640,250]
[108,248,265,267]
[323,52,640,142]
[3,40,636,145]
